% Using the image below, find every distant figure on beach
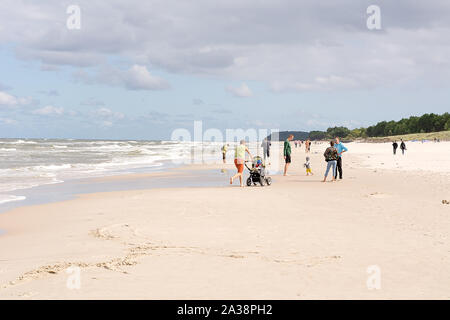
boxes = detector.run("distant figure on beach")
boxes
[283,134,294,176]
[261,138,271,161]
[392,141,398,155]
[305,139,311,153]
[323,141,338,182]
[400,139,407,155]
[230,140,253,187]
[221,144,229,163]
[333,137,348,180]
[304,156,313,176]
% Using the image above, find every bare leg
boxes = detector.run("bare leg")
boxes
[231,172,243,185]
[284,163,290,176]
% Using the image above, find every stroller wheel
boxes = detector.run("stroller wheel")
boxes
[259,177,265,186]
[246,177,252,186]
[265,177,272,185]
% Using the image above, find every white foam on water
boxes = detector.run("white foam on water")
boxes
[0,139,205,197]
[0,195,26,205]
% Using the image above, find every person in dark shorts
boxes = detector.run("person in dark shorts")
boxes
[400,139,407,155]
[392,141,398,155]
[283,134,293,176]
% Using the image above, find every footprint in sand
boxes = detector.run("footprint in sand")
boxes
[367,192,391,199]
[90,223,141,241]
[17,291,37,298]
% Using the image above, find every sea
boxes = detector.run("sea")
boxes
[0,138,221,206]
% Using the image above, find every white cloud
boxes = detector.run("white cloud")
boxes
[32,105,64,115]
[100,120,113,128]
[80,98,105,106]
[124,65,170,90]
[93,107,124,120]
[272,75,359,92]
[0,91,31,107]
[89,107,125,128]
[226,83,253,97]
[74,65,170,91]
[2,0,450,92]
[0,117,17,125]
[38,89,59,96]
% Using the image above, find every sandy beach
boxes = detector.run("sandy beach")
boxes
[0,142,449,299]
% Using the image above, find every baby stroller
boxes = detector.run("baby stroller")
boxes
[245,156,272,186]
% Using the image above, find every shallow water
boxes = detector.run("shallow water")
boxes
[0,138,224,206]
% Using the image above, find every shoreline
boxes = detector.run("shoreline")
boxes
[0,162,234,220]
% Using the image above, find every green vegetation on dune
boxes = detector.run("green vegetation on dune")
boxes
[308,113,450,141]
[364,130,450,142]
[269,113,450,141]
[365,112,450,137]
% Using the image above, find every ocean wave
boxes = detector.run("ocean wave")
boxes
[0,195,26,205]
[0,138,203,200]
[12,140,37,144]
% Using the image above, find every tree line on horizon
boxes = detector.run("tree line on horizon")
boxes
[308,112,450,140]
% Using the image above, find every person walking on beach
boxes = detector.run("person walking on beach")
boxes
[230,140,253,187]
[304,156,313,176]
[323,141,338,182]
[400,139,407,155]
[283,134,294,176]
[221,144,229,163]
[392,141,398,155]
[261,138,271,161]
[305,139,311,153]
[333,137,348,180]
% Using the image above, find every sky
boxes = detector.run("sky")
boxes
[0,0,450,140]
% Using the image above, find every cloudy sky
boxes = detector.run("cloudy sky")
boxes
[1,0,450,139]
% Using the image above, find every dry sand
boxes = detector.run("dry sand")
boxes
[0,142,449,299]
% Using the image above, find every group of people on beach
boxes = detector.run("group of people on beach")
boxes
[282,135,347,182]
[225,135,348,186]
[392,140,407,155]
[321,138,347,182]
